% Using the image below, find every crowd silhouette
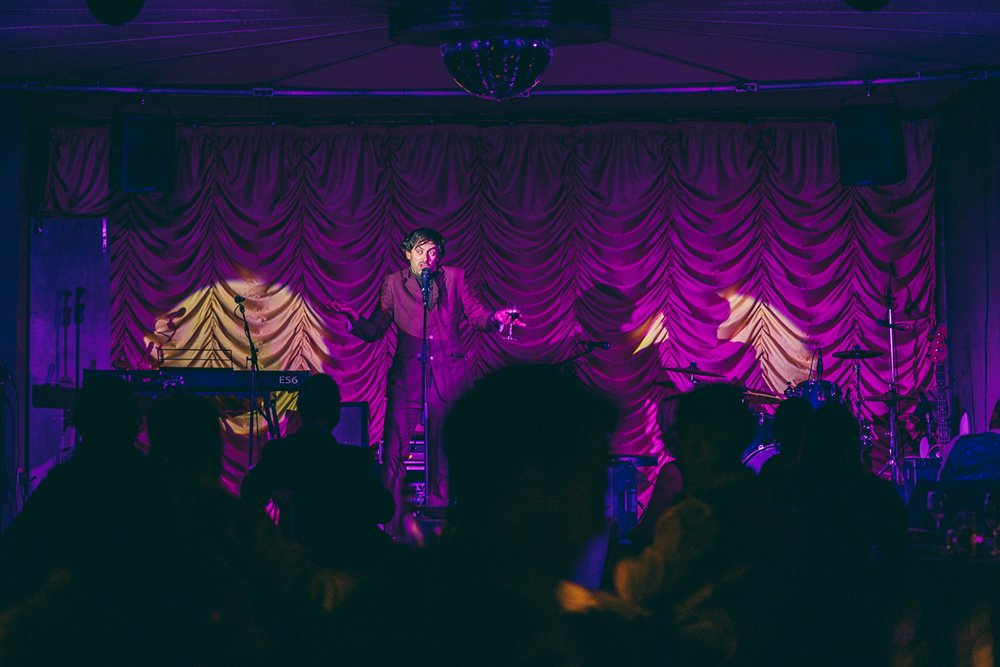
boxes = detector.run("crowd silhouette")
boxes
[0,367,993,665]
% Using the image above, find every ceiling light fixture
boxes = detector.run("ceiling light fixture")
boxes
[390,1,610,102]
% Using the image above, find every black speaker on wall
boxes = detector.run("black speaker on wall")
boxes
[835,104,906,186]
[333,402,370,448]
[110,112,175,193]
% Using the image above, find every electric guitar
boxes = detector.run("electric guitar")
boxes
[929,325,950,457]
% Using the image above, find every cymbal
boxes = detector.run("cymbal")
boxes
[661,364,724,378]
[832,349,883,360]
[743,389,783,405]
[864,391,917,403]
[874,319,914,332]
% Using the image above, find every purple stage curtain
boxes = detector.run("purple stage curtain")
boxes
[44,121,937,497]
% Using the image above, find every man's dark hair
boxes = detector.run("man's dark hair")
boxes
[401,227,446,258]
[673,383,757,461]
[444,364,617,509]
[443,364,618,573]
[147,394,222,478]
[772,396,814,460]
[72,375,142,452]
[296,373,342,427]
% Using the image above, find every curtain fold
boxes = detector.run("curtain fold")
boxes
[44,121,938,497]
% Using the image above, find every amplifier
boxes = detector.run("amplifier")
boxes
[333,402,370,448]
[903,456,940,503]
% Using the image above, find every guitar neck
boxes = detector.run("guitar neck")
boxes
[935,361,950,449]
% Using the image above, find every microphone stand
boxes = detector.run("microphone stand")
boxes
[59,291,72,385]
[237,298,263,469]
[72,288,85,451]
[74,287,85,390]
[877,283,904,485]
[419,271,432,514]
[557,342,604,375]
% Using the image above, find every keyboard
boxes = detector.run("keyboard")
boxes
[82,368,310,395]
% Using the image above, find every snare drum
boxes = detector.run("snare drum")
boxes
[787,380,843,409]
[742,442,781,474]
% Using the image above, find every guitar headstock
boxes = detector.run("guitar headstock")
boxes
[930,324,948,364]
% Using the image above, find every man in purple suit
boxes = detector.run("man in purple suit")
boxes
[326,228,522,535]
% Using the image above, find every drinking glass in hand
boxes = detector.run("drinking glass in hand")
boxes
[926,491,948,533]
[984,492,1000,556]
[501,305,521,341]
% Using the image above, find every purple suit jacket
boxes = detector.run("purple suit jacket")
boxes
[352,266,499,402]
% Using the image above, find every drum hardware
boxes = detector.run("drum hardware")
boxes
[742,442,781,474]
[832,349,883,360]
[660,363,724,383]
[876,268,905,485]
[838,343,878,467]
[859,416,875,460]
[743,389,783,405]
[863,391,917,404]
[875,318,913,332]
[786,379,843,409]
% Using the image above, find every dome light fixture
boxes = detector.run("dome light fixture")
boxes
[391,1,609,102]
[441,38,553,100]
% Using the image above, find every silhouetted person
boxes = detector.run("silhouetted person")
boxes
[629,394,684,551]
[241,373,394,571]
[776,401,907,665]
[0,376,161,664]
[797,402,907,560]
[758,396,814,501]
[340,364,625,665]
[614,383,777,666]
[147,393,351,664]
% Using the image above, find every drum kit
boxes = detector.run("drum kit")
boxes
[656,329,917,482]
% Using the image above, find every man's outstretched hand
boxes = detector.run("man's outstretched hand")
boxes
[323,299,360,326]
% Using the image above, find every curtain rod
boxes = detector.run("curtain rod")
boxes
[2,68,993,99]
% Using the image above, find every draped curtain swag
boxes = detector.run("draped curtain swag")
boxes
[44,121,937,495]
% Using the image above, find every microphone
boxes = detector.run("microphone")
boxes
[234,295,246,305]
[816,347,823,381]
[164,307,187,320]
[581,340,611,350]
[420,268,432,306]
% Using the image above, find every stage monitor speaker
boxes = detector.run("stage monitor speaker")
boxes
[334,401,370,448]
[835,104,906,186]
[110,113,175,193]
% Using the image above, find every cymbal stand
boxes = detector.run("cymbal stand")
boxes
[877,286,903,485]
[850,345,875,464]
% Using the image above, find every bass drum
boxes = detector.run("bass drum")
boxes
[742,442,781,474]
[787,379,843,409]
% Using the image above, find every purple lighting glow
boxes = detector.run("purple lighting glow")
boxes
[441,38,552,101]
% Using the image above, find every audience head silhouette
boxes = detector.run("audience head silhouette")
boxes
[147,393,223,479]
[71,375,142,455]
[671,383,756,482]
[296,373,342,431]
[771,396,814,464]
[444,364,618,574]
[800,402,863,472]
